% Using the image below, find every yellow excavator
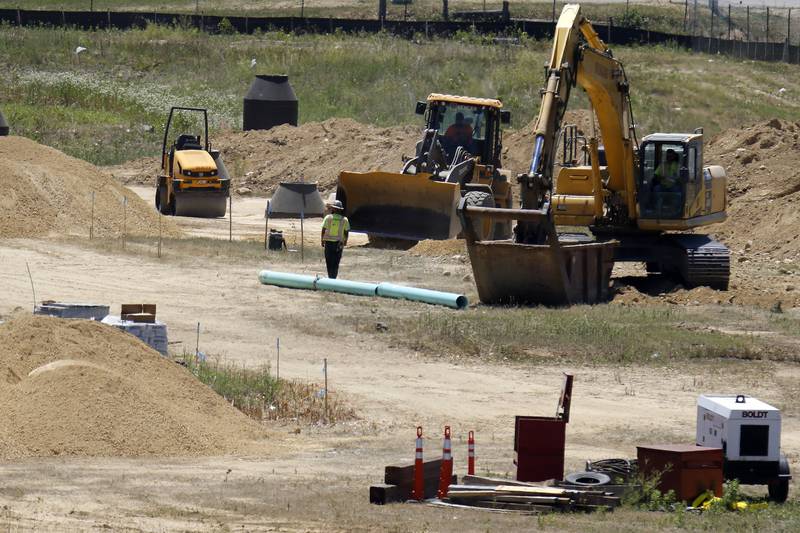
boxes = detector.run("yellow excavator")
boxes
[337,94,514,245]
[459,4,730,305]
[156,107,230,218]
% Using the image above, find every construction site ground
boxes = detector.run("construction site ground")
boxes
[1,184,799,530]
[0,115,799,529]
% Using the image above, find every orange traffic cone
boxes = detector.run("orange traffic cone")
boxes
[437,426,453,498]
[412,426,424,501]
[468,430,475,475]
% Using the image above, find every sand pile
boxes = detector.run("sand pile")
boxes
[0,315,266,459]
[0,136,180,239]
[705,118,800,260]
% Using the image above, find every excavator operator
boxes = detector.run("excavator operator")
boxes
[654,149,681,192]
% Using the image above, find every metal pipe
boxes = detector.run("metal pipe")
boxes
[258,271,467,309]
[315,277,378,297]
[376,283,468,310]
[462,205,548,222]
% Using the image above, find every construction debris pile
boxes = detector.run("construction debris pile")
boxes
[0,315,266,459]
[0,136,180,239]
[437,477,621,513]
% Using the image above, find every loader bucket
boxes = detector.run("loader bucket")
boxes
[174,190,228,218]
[466,239,616,306]
[337,171,462,241]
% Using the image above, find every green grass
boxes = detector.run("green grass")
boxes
[183,353,355,424]
[392,304,796,364]
[1,21,799,167]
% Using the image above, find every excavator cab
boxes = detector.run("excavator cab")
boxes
[637,133,726,230]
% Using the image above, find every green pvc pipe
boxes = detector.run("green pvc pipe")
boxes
[258,271,468,310]
[377,282,468,310]
[258,270,316,289]
[315,277,378,296]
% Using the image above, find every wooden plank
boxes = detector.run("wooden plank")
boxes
[370,475,457,504]
[462,475,539,487]
[466,500,553,513]
[554,481,640,498]
[427,499,522,514]
[385,459,443,485]
[450,494,571,505]
[447,484,570,496]
[369,483,401,505]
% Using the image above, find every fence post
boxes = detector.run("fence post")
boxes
[746,6,750,58]
[709,8,714,53]
[683,0,688,32]
[727,4,731,40]
[442,0,449,21]
[766,7,770,44]
[607,17,612,42]
[788,8,792,57]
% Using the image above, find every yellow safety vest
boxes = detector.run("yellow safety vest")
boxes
[323,213,349,242]
[655,161,679,188]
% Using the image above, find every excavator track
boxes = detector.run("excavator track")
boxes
[666,234,730,290]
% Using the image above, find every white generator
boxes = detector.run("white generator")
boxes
[696,394,791,502]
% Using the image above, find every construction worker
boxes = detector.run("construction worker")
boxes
[445,112,474,148]
[654,149,681,191]
[321,200,350,279]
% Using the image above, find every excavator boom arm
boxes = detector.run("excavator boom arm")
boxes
[523,4,637,230]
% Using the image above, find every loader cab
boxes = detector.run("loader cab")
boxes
[639,133,703,221]
[419,94,509,168]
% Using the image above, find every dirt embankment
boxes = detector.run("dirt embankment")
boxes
[706,118,800,259]
[0,315,268,459]
[108,111,593,197]
[110,118,420,197]
[0,136,180,239]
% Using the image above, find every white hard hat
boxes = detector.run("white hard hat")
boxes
[331,200,344,210]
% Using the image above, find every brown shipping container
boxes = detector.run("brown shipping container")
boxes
[637,444,723,502]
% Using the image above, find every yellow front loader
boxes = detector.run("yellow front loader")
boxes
[337,94,513,245]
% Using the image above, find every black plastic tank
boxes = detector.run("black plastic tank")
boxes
[243,75,298,131]
[0,109,8,136]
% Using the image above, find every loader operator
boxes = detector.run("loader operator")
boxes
[321,200,350,279]
[445,112,474,149]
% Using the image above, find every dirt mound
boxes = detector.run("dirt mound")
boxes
[410,239,466,257]
[0,315,267,459]
[110,112,598,197]
[706,118,800,260]
[503,109,595,174]
[0,136,180,239]
[111,118,420,196]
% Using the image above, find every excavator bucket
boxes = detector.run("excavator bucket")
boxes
[466,239,616,306]
[337,171,462,240]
